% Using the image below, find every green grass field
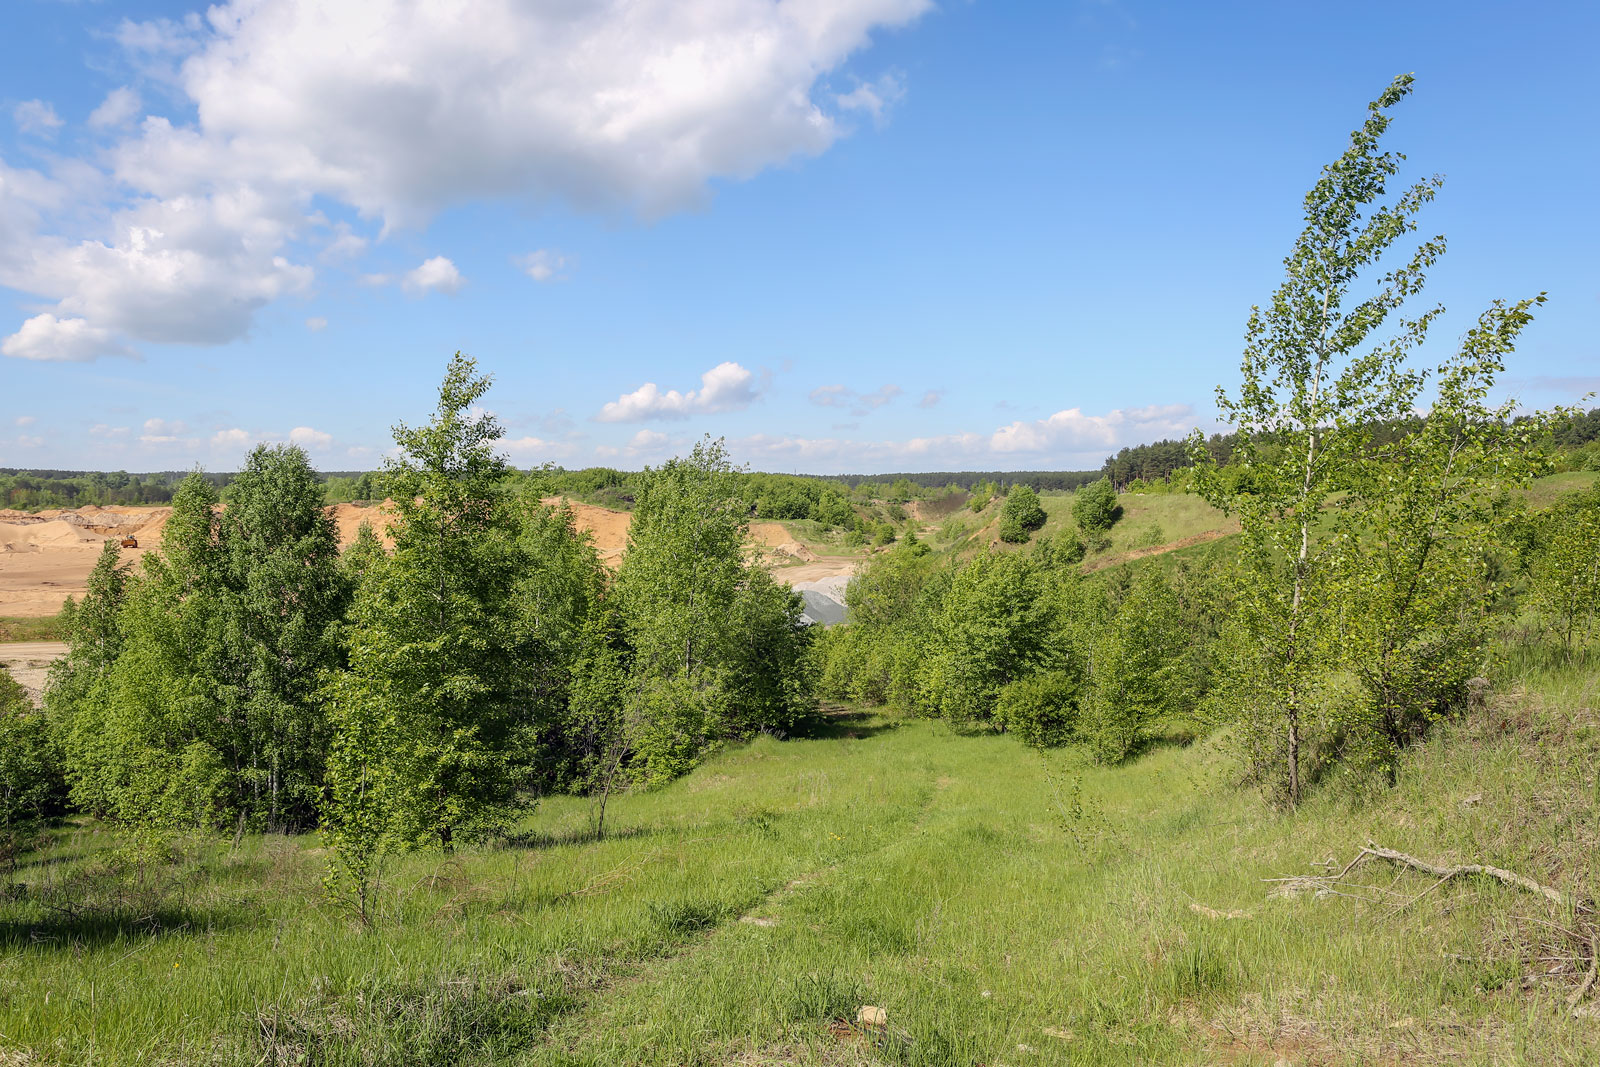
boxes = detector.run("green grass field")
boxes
[6,650,1597,1065]
[0,616,64,643]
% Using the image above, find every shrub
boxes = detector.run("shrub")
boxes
[999,484,1047,543]
[994,671,1080,748]
[1071,477,1120,536]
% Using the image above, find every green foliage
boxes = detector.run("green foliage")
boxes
[1526,487,1600,655]
[323,354,559,914]
[1190,74,1546,805]
[1081,569,1186,763]
[614,438,812,784]
[49,449,349,833]
[0,668,64,871]
[998,484,1047,543]
[994,670,1080,748]
[1329,326,1550,782]
[926,552,1055,728]
[1071,477,1120,538]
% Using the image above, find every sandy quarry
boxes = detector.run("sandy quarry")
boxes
[1,499,857,618]
[0,503,400,618]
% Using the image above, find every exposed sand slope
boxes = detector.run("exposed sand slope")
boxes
[542,497,631,562]
[0,641,68,706]
[1,499,862,617]
[0,503,395,617]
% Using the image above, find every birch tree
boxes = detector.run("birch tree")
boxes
[1192,74,1448,806]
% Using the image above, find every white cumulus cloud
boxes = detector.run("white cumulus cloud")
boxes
[809,383,902,415]
[210,427,251,449]
[88,88,142,130]
[305,316,327,331]
[989,403,1194,454]
[402,256,464,295]
[0,0,929,362]
[518,249,567,283]
[835,71,906,126]
[140,417,188,444]
[596,362,762,422]
[14,416,37,427]
[1,314,137,362]
[13,100,63,137]
[288,426,333,450]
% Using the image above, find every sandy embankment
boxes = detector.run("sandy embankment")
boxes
[0,504,396,618]
[2,498,857,619]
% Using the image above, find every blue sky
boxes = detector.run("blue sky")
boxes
[2,0,1596,474]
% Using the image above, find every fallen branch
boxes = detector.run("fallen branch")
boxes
[1273,842,1599,1010]
[1353,844,1564,907]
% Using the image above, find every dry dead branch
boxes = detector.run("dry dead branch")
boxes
[1269,841,1599,1009]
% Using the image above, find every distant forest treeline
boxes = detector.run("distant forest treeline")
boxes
[6,408,1597,510]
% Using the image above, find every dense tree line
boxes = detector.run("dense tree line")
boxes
[14,356,812,921]
[0,469,221,509]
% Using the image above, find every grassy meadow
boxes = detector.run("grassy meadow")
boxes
[5,654,1597,1065]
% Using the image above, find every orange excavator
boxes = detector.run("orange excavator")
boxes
[120,536,138,549]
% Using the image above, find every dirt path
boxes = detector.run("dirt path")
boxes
[1082,528,1235,572]
[0,641,68,706]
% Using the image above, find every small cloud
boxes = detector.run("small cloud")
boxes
[140,417,187,444]
[596,361,761,422]
[989,403,1193,454]
[809,383,902,416]
[918,390,942,409]
[13,99,63,136]
[305,316,328,332]
[501,434,578,460]
[2,314,136,363]
[835,71,906,126]
[289,426,333,450]
[360,273,393,287]
[14,416,36,427]
[15,435,44,448]
[402,256,464,295]
[210,427,251,449]
[90,423,131,440]
[320,223,368,261]
[144,418,185,436]
[88,87,142,129]
[517,249,568,283]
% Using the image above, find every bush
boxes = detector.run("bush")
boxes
[994,671,1080,748]
[0,669,65,871]
[1071,477,1120,535]
[999,485,1047,544]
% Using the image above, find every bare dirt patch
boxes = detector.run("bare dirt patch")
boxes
[0,641,68,706]
[1,499,854,615]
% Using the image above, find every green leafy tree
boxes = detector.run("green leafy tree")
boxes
[323,354,547,917]
[1331,319,1548,781]
[1080,569,1186,763]
[925,552,1053,728]
[215,444,350,829]
[1191,74,1459,805]
[55,475,235,829]
[1527,487,1600,657]
[45,541,130,814]
[1,668,65,872]
[1071,478,1119,544]
[999,484,1048,543]
[613,438,811,783]
[994,671,1080,748]
[616,438,748,682]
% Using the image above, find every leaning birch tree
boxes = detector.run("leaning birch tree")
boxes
[1192,74,1448,806]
